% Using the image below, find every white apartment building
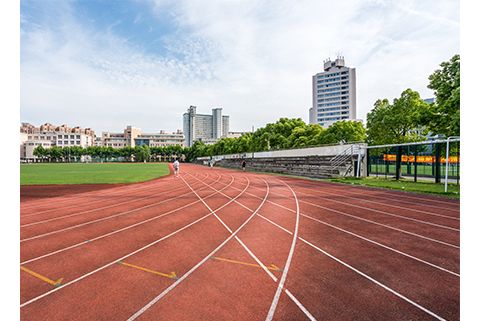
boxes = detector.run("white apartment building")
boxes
[100,126,184,148]
[20,123,95,160]
[134,130,185,147]
[183,106,230,147]
[309,56,357,127]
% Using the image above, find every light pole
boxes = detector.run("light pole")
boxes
[444,136,460,193]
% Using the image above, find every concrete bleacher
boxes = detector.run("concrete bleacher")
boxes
[196,143,366,179]
[214,155,353,178]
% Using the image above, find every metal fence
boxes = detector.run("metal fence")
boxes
[366,138,460,185]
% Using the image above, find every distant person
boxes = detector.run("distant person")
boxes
[173,159,180,177]
[242,160,246,171]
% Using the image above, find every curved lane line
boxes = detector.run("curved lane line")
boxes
[126,174,268,321]
[21,174,217,227]
[20,172,190,213]
[286,178,460,209]
[213,178,459,274]
[20,173,250,308]
[265,179,300,321]
[294,188,459,221]
[21,175,236,264]
[20,175,224,243]
[187,173,316,321]
[247,184,459,249]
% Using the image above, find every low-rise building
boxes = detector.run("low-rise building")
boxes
[134,130,185,147]
[20,122,95,160]
[100,127,184,148]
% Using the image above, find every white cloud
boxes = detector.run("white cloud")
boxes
[21,0,459,134]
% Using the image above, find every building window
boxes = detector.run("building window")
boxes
[76,141,80,144]
[76,135,80,139]
[58,141,62,145]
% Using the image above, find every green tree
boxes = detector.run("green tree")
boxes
[423,54,460,136]
[318,120,366,144]
[33,145,46,162]
[367,89,429,145]
[134,145,151,162]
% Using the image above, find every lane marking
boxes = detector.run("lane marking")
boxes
[126,175,269,321]
[247,184,460,249]
[298,198,459,248]
[20,173,250,308]
[20,266,63,287]
[21,175,225,243]
[211,256,282,272]
[21,172,204,214]
[255,208,450,321]
[295,189,460,228]
[299,238,448,321]
[265,180,300,321]
[21,175,237,265]
[213,179,460,275]
[188,173,316,321]
[287,178,460,209]
[300,213,459,277]
[20,177,212,227]
[118,261,178,280]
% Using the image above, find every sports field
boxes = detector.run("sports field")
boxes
[20,164,459,320]
[20,163,170,185]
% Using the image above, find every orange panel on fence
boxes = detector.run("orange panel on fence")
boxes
[382,154,459,163]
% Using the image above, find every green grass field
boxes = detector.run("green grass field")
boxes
[329,177,460,198]
[20,163,171,185]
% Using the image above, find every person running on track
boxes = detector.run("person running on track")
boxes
[242,159,246,171]
[173,158,180,177]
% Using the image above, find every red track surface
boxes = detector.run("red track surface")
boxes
[20,164,460,321]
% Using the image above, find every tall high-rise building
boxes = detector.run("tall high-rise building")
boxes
[183,106,230,147]
[309,56,357,127]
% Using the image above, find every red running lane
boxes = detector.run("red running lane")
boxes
[20,164,459,321]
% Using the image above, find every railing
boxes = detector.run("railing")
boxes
[329,144,364,176]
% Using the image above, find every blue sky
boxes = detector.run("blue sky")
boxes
[20,0,460,133]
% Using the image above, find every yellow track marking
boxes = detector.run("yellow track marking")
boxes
[20,266,63,287]
[118,261,178,279]
[211,256,282,271]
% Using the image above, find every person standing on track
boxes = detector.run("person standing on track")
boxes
[173,158,180,177]
[241,159,246,171]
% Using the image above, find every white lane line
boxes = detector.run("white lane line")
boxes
[213,179,459,273]
[295,179,460,209]
[20,176,237,265]
[186,174,316,321]
[20,173,194,214]
[299,238,447,321]
[20,174,250,308]
[20,175,224,242]
[21,175,217,227]
[265,181,300,321]
[126,175,270,321]
[246,184,460,249]
[301,214,459,277]
[295,188,459,221]
[255,198,459,276]
[297,198,459,248]
[254,213,449,321]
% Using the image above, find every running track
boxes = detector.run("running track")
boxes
[20,164,460,321]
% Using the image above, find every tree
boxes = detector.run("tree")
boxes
[33,145,46,162]
[134,145,151,162]
[367,89,429,145]
[423,54,460,136]
[318,120,366,145]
